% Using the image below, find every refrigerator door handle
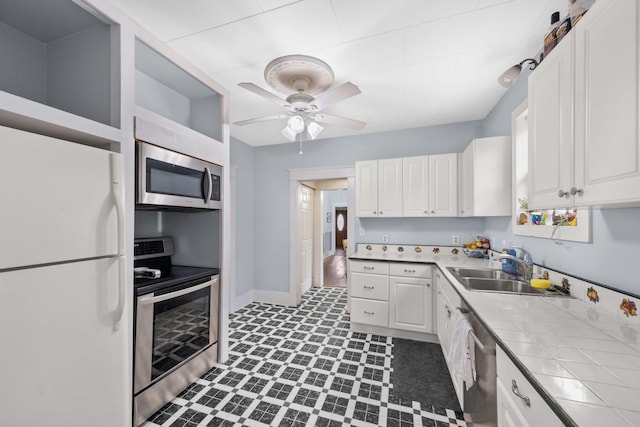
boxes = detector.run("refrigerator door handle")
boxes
[111,153,126,329]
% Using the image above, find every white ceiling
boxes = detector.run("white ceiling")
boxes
[110,0,566,147]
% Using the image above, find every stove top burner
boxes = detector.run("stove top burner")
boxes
[133,237,219,296]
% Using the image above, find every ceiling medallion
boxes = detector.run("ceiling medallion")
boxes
[264,54,335,96]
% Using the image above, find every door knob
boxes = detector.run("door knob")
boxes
[570,187,583,196]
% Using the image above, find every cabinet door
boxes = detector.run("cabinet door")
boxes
[378,158,403,217]
[355,160,379,217]
[527,35,574,210]
[473,137,512,216]
[389,276,433,333]
[429,153,458,216]
[497,379,529,427]
[460,145,474,216]
[574,0,640,206]
[402,156,430,216]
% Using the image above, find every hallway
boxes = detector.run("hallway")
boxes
[323,248,347,288]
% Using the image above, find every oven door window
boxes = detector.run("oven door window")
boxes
[151,286,210,381]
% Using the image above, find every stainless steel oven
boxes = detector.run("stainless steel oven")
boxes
[133,237,220,426]
[136,141,222,210]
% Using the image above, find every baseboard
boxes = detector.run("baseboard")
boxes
[350,322,440,343]
[231,290,254,313]
[253,289,295,306]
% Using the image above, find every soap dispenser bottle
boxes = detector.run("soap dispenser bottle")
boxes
[501,245,517,275]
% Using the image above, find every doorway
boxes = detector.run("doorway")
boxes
[323,199,348,288]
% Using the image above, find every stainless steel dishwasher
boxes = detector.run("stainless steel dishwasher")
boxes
[461,302,497,427]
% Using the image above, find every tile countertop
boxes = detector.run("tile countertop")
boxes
[350,245,640,427]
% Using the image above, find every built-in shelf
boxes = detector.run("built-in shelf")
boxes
[135,39,222,142]
[0,0,119,134]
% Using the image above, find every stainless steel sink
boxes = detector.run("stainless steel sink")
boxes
[447,267,516,280]
[457,277,546,295]
[446,266,562,296]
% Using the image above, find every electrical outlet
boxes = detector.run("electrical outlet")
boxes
[381,234,389,243]
[451,235,459,245]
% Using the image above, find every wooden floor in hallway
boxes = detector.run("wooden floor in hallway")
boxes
[323,248,347,288]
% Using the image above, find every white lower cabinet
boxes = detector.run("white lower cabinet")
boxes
[435,269,464,407]
[388,264,433,333]
[496,347,562,427]
[350,261,434,336]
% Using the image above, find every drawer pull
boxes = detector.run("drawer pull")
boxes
[511,380,531,407]
[404,269,416,273]
[363,266,375,270]
[445,306,451,318]
[364,310,375,316]
[363,285,375,290]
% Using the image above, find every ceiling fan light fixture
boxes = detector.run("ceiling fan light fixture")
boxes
[498,58,539,88]
[307,121,324,140]
[281,125,297,141]
[287,115,305,134]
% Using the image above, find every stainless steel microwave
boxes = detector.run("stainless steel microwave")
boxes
[136,141,222,210]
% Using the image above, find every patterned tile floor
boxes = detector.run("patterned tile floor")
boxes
[143,287,467,427]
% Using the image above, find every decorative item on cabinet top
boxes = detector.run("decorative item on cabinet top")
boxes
[355,244,462,260]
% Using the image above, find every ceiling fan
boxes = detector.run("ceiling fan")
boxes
[234,55,366,145]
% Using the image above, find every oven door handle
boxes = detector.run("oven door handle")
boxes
[138,280,213,305]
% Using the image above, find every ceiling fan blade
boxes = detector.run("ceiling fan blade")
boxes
[310,82,361,111]
[313,114,366,130]
[238,82,291,108]
[233,114,289,126]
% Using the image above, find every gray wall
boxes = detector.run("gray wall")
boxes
[235,121,484,294]
[482,67,640,296]
[231,137,255,297]
[231,68,640,297]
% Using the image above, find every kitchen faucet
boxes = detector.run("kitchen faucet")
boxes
[498,246,534,281]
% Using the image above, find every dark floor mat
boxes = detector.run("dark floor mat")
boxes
[391,338,462,411]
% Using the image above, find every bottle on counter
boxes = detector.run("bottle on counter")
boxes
[556,13,572,45]
[543,11,561,59]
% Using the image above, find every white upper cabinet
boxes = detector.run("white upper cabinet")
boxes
[429,153,458,217]
[355,160,379,217]
[378,158,404,217]
[528,0,640,209]
[460,137,512,216]
[573,0,640,207]
[402,156,430,216]
[402,154,458,217]
[355,158,402,217]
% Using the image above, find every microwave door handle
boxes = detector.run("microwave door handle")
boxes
[203,167,212,204]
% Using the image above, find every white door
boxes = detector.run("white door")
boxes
[574,0,640,206]
[0,125,120,269]
[298,184,314,296]
[389,276,433,333]
[0,258,129,427]
[402,156,430,217]
[429,153,458,216]
[460,145,474,216]
[355,160,378,217]
[378,158,403,217]
[527,36,574,209]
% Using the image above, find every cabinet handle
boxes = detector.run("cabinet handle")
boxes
[363,266,375,271]
[511,380,531,407]
[404,269,416,273]
[431,210,435,214]
[424,210,428,214]
[570,187,583,196]
[380,211,384,215]
[427,283,431,287]
[363,285,374,290]
[558,189,569,198]
[445,305,451,318]
[373,211,377,214]
[364,310,375,316]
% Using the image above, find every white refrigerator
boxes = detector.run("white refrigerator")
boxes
[0,125,130,426]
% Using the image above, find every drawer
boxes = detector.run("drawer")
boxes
[497,347,562,426]
[350,260,389,275]
[350,298,389,327]
[389,263,432,278]
[351,273,389,301]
